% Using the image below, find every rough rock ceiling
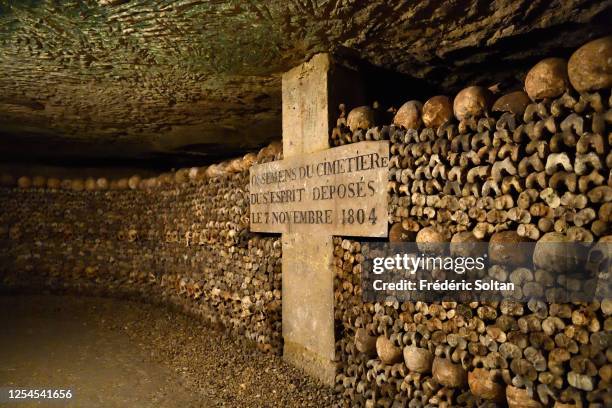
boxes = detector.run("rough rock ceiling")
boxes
[0,0,610,167]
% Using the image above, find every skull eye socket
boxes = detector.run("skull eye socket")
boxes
[589,249,604,264]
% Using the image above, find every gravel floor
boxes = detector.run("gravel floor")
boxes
[0,294,340,407]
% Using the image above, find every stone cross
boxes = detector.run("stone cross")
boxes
[249,54,388,384]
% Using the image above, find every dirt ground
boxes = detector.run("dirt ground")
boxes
[0,294,340,407]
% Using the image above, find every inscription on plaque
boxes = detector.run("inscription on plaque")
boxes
[249,141,389,237]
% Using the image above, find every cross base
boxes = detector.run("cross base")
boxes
[282,232,336,385]
[283,341,338,385]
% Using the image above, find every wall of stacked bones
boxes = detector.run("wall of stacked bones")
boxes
[332,37,612,407]
[0,144,284,354]
[0,35,611,407]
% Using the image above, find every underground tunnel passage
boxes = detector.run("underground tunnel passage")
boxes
[1,1,612,407]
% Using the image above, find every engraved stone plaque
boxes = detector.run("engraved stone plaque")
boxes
[249,141,389,237]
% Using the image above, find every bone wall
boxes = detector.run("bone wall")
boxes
[332,39,611,407]
[0,144,284,354]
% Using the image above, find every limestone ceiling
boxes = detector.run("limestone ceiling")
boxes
[0,0,610,167]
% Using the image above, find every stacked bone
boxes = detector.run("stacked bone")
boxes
[334,37,612,407]
[0,142,281,192]
[335,238,611,407]
[0,143,283,354]
[333,39,611,243]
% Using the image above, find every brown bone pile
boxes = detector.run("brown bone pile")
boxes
[0,143,283,354]
[333,37,612,407]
